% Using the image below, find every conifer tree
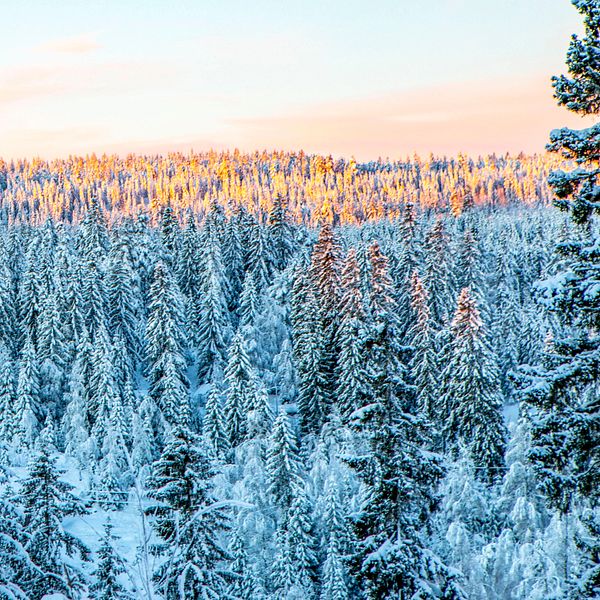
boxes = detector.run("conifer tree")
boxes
[89,322,120,445]
[79,198,109,261]
[440,288,506,482]
[310,223,343,400]
[227,531,263,600]
[131,396,156,474]
[0,345,15,444]
[197,238,231,382]
[19,239,43,349]
[106,235,142,365]
[291,268,329,434]
[202,382,229,460]
[13,337,42,450]
[423,219,454,328]
[178,215,203,339]
[159,205,180,266]
[146,262,189,428]
[267,408,302,511]
[491,278,520,399]
[222,217,245,315]
[223,331,256,447]
[91,520,132,600]
[286,482,317,597]
[336,321,368,423]
[146,426,232,599]
[82,256,108,342]
[518,0,600,522]
[238,271,260,329]
[62,355,93,471]
[408,271,440,421]
[456,228,485,302]
[269,193,295,272]
[20,446,89,597]
[0,243,17,357]
[249,222,273,291]
[320,475,352,600]
[37,291,67,410]
[336,247,369,420]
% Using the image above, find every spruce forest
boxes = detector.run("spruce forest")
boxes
[0,1,599,599]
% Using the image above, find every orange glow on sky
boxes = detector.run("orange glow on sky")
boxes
[0,0,590,160]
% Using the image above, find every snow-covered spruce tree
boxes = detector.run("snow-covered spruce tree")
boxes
[131,396,157,475]
[146,261,189,429]
[518,0,600,517]
[248,221,273,291]
[246,376,273,441]
[423,219,454,329]
[348,241,459,599]
[81,256,108,343]
[89,322,119,442]
[269,193,295,272]
[440,288,506,483]
[491,276,520,400]
[62,355,93,472]
[456,228,485,302]
[320,475,352,600]
[78,198,109,262]
[196,232,231,382]
[239,271,260,330]
[106,234,143,366]
[90,519,132,600]
[0,240,17,358]
[222,216,245,316]
[19,445,90,598]
[310,223,343,407]
[13,336,42,451]
[390,204,421,343]
[291,267,329,435]
[18,237,43,348]
[145,426,232,599]
[266,408,303,512]
[202,380,229,460]
[336,248,370,421]
[37,290,67,412]
[407,271,440,423]
[223,330,256,448]
[159,204,181,267]
[288,481,318,592]
[178,214,202,339]
[0,344,15,444]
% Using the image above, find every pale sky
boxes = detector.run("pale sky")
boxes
[0,0,590,160]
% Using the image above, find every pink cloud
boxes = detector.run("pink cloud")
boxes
[228,76,593,159]
[34,34,101,55]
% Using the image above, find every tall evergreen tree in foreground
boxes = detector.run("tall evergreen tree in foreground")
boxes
[517,1,600,594]
[524,0,600,508]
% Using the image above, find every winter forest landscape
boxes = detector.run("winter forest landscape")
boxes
[0,0,599,599]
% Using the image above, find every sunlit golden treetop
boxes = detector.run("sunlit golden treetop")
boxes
[0,151,568,226]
